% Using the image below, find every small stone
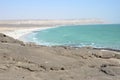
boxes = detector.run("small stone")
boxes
[115,54,120,59]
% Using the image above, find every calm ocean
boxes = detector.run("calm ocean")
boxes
[25,24,120,50]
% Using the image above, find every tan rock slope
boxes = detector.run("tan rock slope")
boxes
[0,33,120,80]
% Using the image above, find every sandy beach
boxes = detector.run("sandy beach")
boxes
[0,20,120,80]
[1,27,53,41]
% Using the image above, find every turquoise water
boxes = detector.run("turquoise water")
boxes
[25,24,120,50]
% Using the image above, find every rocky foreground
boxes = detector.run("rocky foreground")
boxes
[0,33,120,80]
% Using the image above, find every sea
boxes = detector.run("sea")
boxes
[24,24,120,50]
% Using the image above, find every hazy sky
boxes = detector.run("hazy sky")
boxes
[0,0,120,23]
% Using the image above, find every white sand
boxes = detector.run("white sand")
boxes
[1,27,53,40]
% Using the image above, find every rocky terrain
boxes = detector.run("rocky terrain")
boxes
[0,33,120,80]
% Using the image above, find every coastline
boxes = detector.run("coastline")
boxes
[0,26,56,40]
[1,24,120,51]
[0,32,120,80]
[0,19,105,40]
[0,20,120,79]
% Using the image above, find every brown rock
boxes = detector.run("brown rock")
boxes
[0,33,24,45]
[100,64,120,76]
[115,54,120,59]
[92,51,115,59]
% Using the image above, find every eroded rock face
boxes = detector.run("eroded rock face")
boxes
[100,64,120,76]
[115,54,120,59]
[92,50,116,59]
[0,33,120,80]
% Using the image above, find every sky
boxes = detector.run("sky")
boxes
[0,0,120,23]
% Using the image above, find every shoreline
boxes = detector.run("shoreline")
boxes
[0,23,120,80]
[0,20,119,51]
[1,26,120,52]
[0,19,105,40]
[0,32,120,80]
[1,23,118,40]
[19,25,65,43]
[1,24,120,51]
[1,26,56,40]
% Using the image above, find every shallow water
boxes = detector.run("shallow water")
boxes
[24,24,120,50]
